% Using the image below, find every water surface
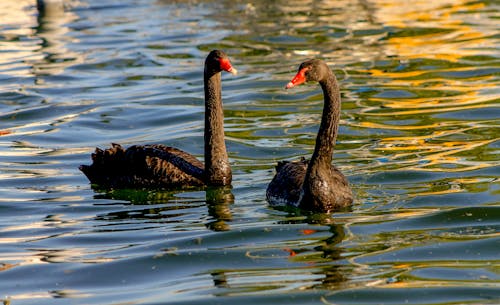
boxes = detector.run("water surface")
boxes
[0,0,499,304]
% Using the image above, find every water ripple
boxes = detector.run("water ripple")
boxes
[0,1,498,305]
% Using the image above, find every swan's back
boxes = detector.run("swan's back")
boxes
[266,159,308,207]
[79,144,205,189]
[266,158,353,210]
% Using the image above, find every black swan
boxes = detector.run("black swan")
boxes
[266,59,353,213]
[79,50,237,189]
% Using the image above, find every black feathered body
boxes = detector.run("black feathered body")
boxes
[266,159,307,207]
[79,144,205,189]
[266,158,352,212]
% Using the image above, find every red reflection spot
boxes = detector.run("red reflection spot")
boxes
[283,248,296,257]
[301,229,317,235]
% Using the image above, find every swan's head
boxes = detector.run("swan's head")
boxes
[285,59,329,89]
[206,50,238,75]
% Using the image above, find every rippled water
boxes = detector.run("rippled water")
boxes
[1,0,499,304]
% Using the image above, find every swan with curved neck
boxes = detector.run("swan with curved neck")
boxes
[80,50,237,189]
[266,59,353,213]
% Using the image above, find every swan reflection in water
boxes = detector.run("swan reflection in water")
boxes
[93,186,234,232]
[210,217,347,293]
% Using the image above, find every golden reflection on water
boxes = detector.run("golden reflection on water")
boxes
[343,0,499,179]
[372,0,497,60]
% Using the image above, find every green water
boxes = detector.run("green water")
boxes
[0,0,499,304]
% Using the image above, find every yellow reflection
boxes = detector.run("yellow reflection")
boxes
[365,135,497,173]
[384,279,495,289]
[354,121,444,130]
[362,103,495,116]
[344,209,434,226]
[353,0,498,178]
[357,0,498,125]
[409,187,462,198]
[370,0,496,61]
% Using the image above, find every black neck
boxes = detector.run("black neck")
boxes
[307,71,341,173]
[204,69,231,186]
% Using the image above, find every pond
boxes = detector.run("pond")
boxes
[0,0,499,304]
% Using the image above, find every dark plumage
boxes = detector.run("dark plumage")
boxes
[266,59,353,213]
[80,144,205,188]
[80,50,237,189]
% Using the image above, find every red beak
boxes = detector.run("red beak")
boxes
[285,67,308,89]
[219,57,238,75]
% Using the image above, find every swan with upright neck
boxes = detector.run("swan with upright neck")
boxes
[266,59,353,213]
[79,50,237,189]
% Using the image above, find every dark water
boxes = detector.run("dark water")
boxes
[1,0,499,304]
